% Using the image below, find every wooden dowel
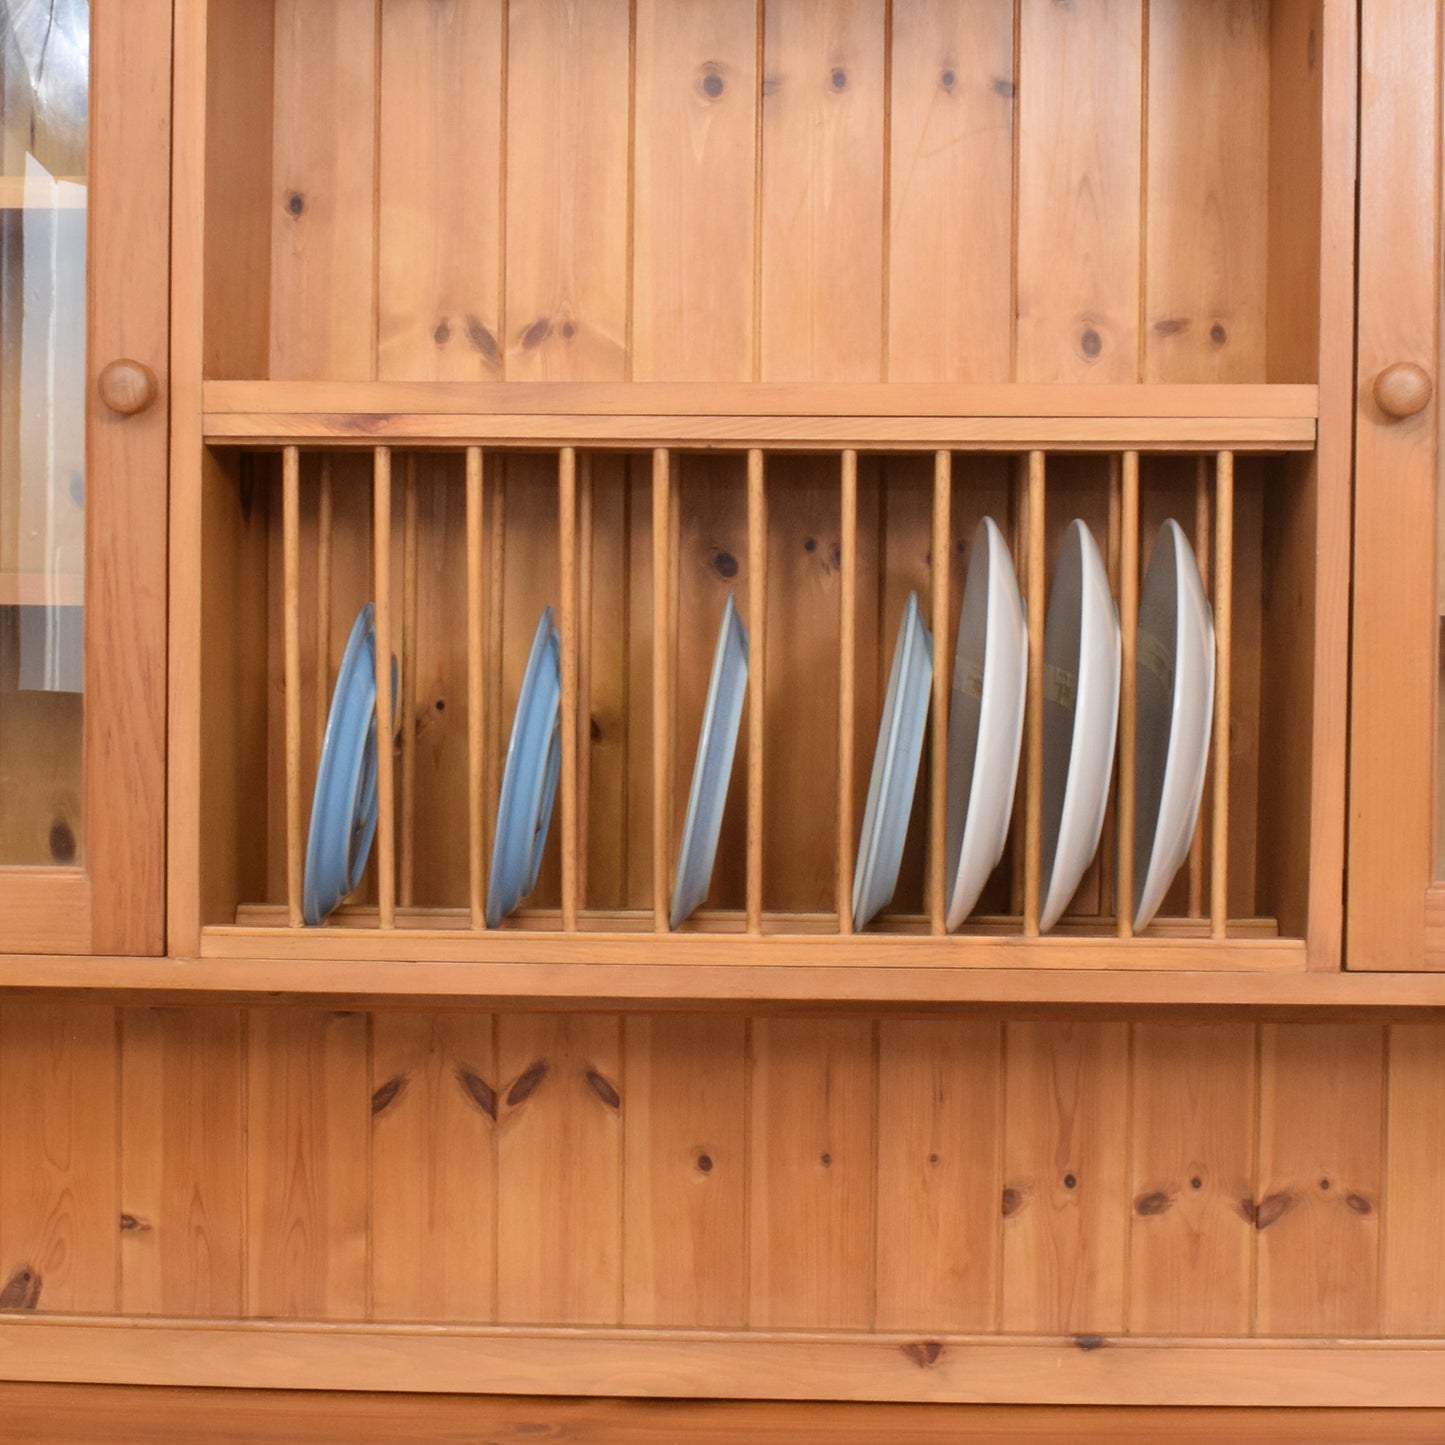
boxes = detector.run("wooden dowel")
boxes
[399,455,419,909]
[837,451,858,933]
[651,449,672,931]
[746,448,767,935]
[1116,452,1140,939]
[466,447,486,929]
[929,450,951,934]
[576,454,594,915]
[1188,456,1211,918]
[1009,458,1028,919]
[559,448,579,932]
[373,446,396,929]
[315,455,333,763]
[1097,455,1123,917]
[669,458,682,886]
[485,467,507,888]
[1210,451,1234,940]
[1022,451,1046,937]
[283,446,303,927]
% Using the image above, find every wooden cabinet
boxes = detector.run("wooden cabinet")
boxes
[0,0,168,954]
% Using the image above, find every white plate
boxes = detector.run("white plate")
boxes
[1132,519,1215,930]
[670,593,750,929]
[945,517,1028,931]
[1039,520,1121,933]
[486,607,562,927]
[853,591,934,931]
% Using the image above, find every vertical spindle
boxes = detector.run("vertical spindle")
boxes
[283,446,303,927]
[929,451,952,933]
[466,447,486,929]
[485,467,507,890]
[651,449,672,930]
[747,448,767,934]
[1009,459,1028,919]
[1116,451,1140,938]
[315,455,333,762]
[1022,451,1046,937]
[1188,457,1211,918]
[1098,455,1123,917]
[838,450,858,933]
[373,446,396,929]
[559,448,580,931]
[576,453,594,917]
[400,455,419,910]
[1210,451,1234,940]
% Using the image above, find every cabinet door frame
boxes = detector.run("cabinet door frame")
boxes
[0,0,171,954]
[1349,1,1443,969]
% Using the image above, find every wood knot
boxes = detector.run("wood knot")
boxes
[1253,1191,1296,1231]
[119,1213,151,1233]
[1190,1177,1203,1190]
[1153,317,1189,336]
[1134,1190,1172,1217]
[371,1075,406,1116]
[455,1067,497,1120]
[506,1059,549,1108]
[901,1341,942,1368]
[465,314,500,363]
[940,69,956,90]
[829,67,848,90]
[1079,328,1103,359]
[49,820,76,864]
[1345,1193,1373,1216]
[699,66,725,99]
[1210,322,1228,345]
[586,1070,621,1110]
[285,191,305,217]
[819,1152,832,1168]
[434,318,452,346]
[0,1266,40,1311]
[1063,1173,1078,1190]
[519,317,553,350]
[713,550,739,579]
[928,1153,940,1167]
[1001,1186,1024,1218]
[991,76,1015,98]
[1074,1335,1107,1352]
[804,537,817,553]
[561,320,576,340]
[695,1150,714,1174]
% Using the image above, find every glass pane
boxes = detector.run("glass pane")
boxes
[0,0,87,865]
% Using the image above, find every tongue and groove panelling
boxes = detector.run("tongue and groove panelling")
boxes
[249,0,1301,387]
[0,1009,1435,1336]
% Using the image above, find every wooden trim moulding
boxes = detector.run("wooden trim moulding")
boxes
[1,1321,1444,1407]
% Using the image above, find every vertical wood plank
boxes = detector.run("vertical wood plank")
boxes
[749,1019,873,1330]
[928,451,951,932]
[1143,0,1269,382]
[1001,1022,1130,1335]
[1022,452,1046,935]
[370,1012,496,1323]
[632,0,758,381]
[315,459,334,762]
[504,0,630,380]
[838,452,858,931]
[120,1008,244,1318]
[746,450,768,929]
[1128,1023,1255,1336]
[875,1020,1002,1332]
[1383,1024,1445,1335]
[399,458,420,908]
[558,449,579,930]
[1116,451,1139,936]
[1211,452,1234,938]
[246,1009,369,1320]
[760,0,886,381]
[466,449,486,927]
[622,1016,747,1328]
[377,0,505,380]
[0,1005,118,1314]
[496,1015,621,1325]
[283,446,303,925]
[270,0,378,379]
[887,0,1014,381]
[651,450,673,929]
[1255,1025,1384,1338]
[373,448,396,927]
[1015,0,1142,381]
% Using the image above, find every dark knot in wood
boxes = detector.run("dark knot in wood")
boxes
[506,1060,549,1108]
[586,1070,621,1110]
[465,314,500,363]
[119,1213,152,1233]
[1345,1193,1373,1216]
[1001,1186,1024,1218]
[519,318,552,351]
[1074,1335,1107,1352]
[1253,1191,1297,1231]
[0,1266,40,1311]
[456,1067,497,1120]
[1134,1190,1172,1217]
[901,1341,942,1368]
[371,1075,406,1117]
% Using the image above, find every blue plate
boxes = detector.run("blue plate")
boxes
[670,593,749,929]
[487,607,562,926]
[852,592,934,930]
[304,604,381,926]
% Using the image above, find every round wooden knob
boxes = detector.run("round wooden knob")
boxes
[1373,362,1433,419]
[97,359,158,416]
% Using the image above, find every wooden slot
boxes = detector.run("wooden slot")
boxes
[486,470,507,893]
[577,455,595,913]
[929,452,952,933]
[747,449,767,935]
[400,456,420,910]
[1022,452,1046,937]
[1211,452,1234,940]
[373,447,396,930]
[466,447,486,930]
[652,450,672,932]
[315,456,333,762]
[1116,452,1140,938]
[1189,457,1211,918]
[838,451,858,934]
[559,448,580,932]
[283,445,303,928]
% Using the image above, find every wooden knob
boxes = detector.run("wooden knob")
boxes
[97,359,158,416]
[1373,362,1433,419]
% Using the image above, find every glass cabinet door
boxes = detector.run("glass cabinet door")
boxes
[0,0,167,954]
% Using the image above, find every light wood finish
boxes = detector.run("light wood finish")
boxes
[465,449,486,929]
[928,452,951,933]
[1022,453,1046,936]
[373,449,396,929]
[97,360,159,417]
[1374,362,1434,420]
[746,450,767,933]
[650,450,672,931]
[1210,454,1233,940]
[1349,0,1440,969]
[558,449,579,931]
[1188,460,1209,916]
[316,458,334,761]
[399,459,419,908]
[1116,453,1139,936]
[838,453,858,932]
[283,447,303,926]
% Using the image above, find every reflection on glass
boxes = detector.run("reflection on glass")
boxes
[0,0,87,864]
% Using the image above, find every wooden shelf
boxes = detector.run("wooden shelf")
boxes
[202,381,1318,452]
